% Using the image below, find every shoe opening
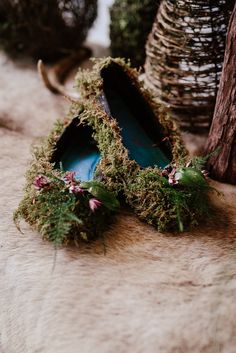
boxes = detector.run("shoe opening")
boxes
[51,117,100,182]
[101,62,172,169]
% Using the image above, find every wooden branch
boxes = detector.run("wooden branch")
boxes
[205,3,236,184]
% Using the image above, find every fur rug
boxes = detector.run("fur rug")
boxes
[0,52,236,353]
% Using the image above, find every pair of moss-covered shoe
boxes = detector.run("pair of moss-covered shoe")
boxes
[14,58,212,245]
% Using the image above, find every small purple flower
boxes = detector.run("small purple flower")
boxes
[63,171,76,184]
[69,185,84,194]
[89,198,102,212]
[168,168,179,185]
[201,169,209,179]
[168,177,178,185]
[161,164,173,178]
[33,175,49,190]
[161,169,169,178]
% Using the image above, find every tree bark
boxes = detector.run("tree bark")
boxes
[205,3,236,184]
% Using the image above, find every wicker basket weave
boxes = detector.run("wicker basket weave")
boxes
[145,0,233,132]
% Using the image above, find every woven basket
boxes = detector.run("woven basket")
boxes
[145,0,233,132]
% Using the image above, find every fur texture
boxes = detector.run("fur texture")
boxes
[0,52,236,353]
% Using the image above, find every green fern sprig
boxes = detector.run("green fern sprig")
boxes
[191,147,221,171]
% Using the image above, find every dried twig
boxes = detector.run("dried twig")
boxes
[37,48,92,99]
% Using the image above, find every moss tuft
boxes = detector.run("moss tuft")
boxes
[125,168,212,231]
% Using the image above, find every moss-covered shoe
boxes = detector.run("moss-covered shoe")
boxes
[72,57,213,232]
[14,116,120,245]
[15,57,213,243]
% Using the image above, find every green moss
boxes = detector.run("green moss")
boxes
[125,168,211,231]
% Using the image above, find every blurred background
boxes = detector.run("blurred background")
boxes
[88,0,114,46]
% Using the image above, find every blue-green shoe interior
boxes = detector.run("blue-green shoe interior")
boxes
[101,63,172,169]
[52,118,100,182]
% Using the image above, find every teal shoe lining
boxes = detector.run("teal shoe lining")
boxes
[61,146,100,182]
[101,64,171,169]
[103,86,170,169]
[52,118,100,182]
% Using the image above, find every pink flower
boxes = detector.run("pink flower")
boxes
[33,175,49,190]
[89,198,102,212]
[161,165,173,178]
[201,169,209,179]
[63,171,76,184]
[168,177,178,185]
[161,169,169,178]
[69,185,84,194]
[168,168,179,185]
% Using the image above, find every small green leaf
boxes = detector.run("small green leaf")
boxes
[176,167,208,189]
[67,213,84,225]
[191,147,221,170]
[81,181,120,211]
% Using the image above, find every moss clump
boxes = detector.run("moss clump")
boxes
[0,0,97,61]
[109,0,160,67]
[125,167,212,232]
